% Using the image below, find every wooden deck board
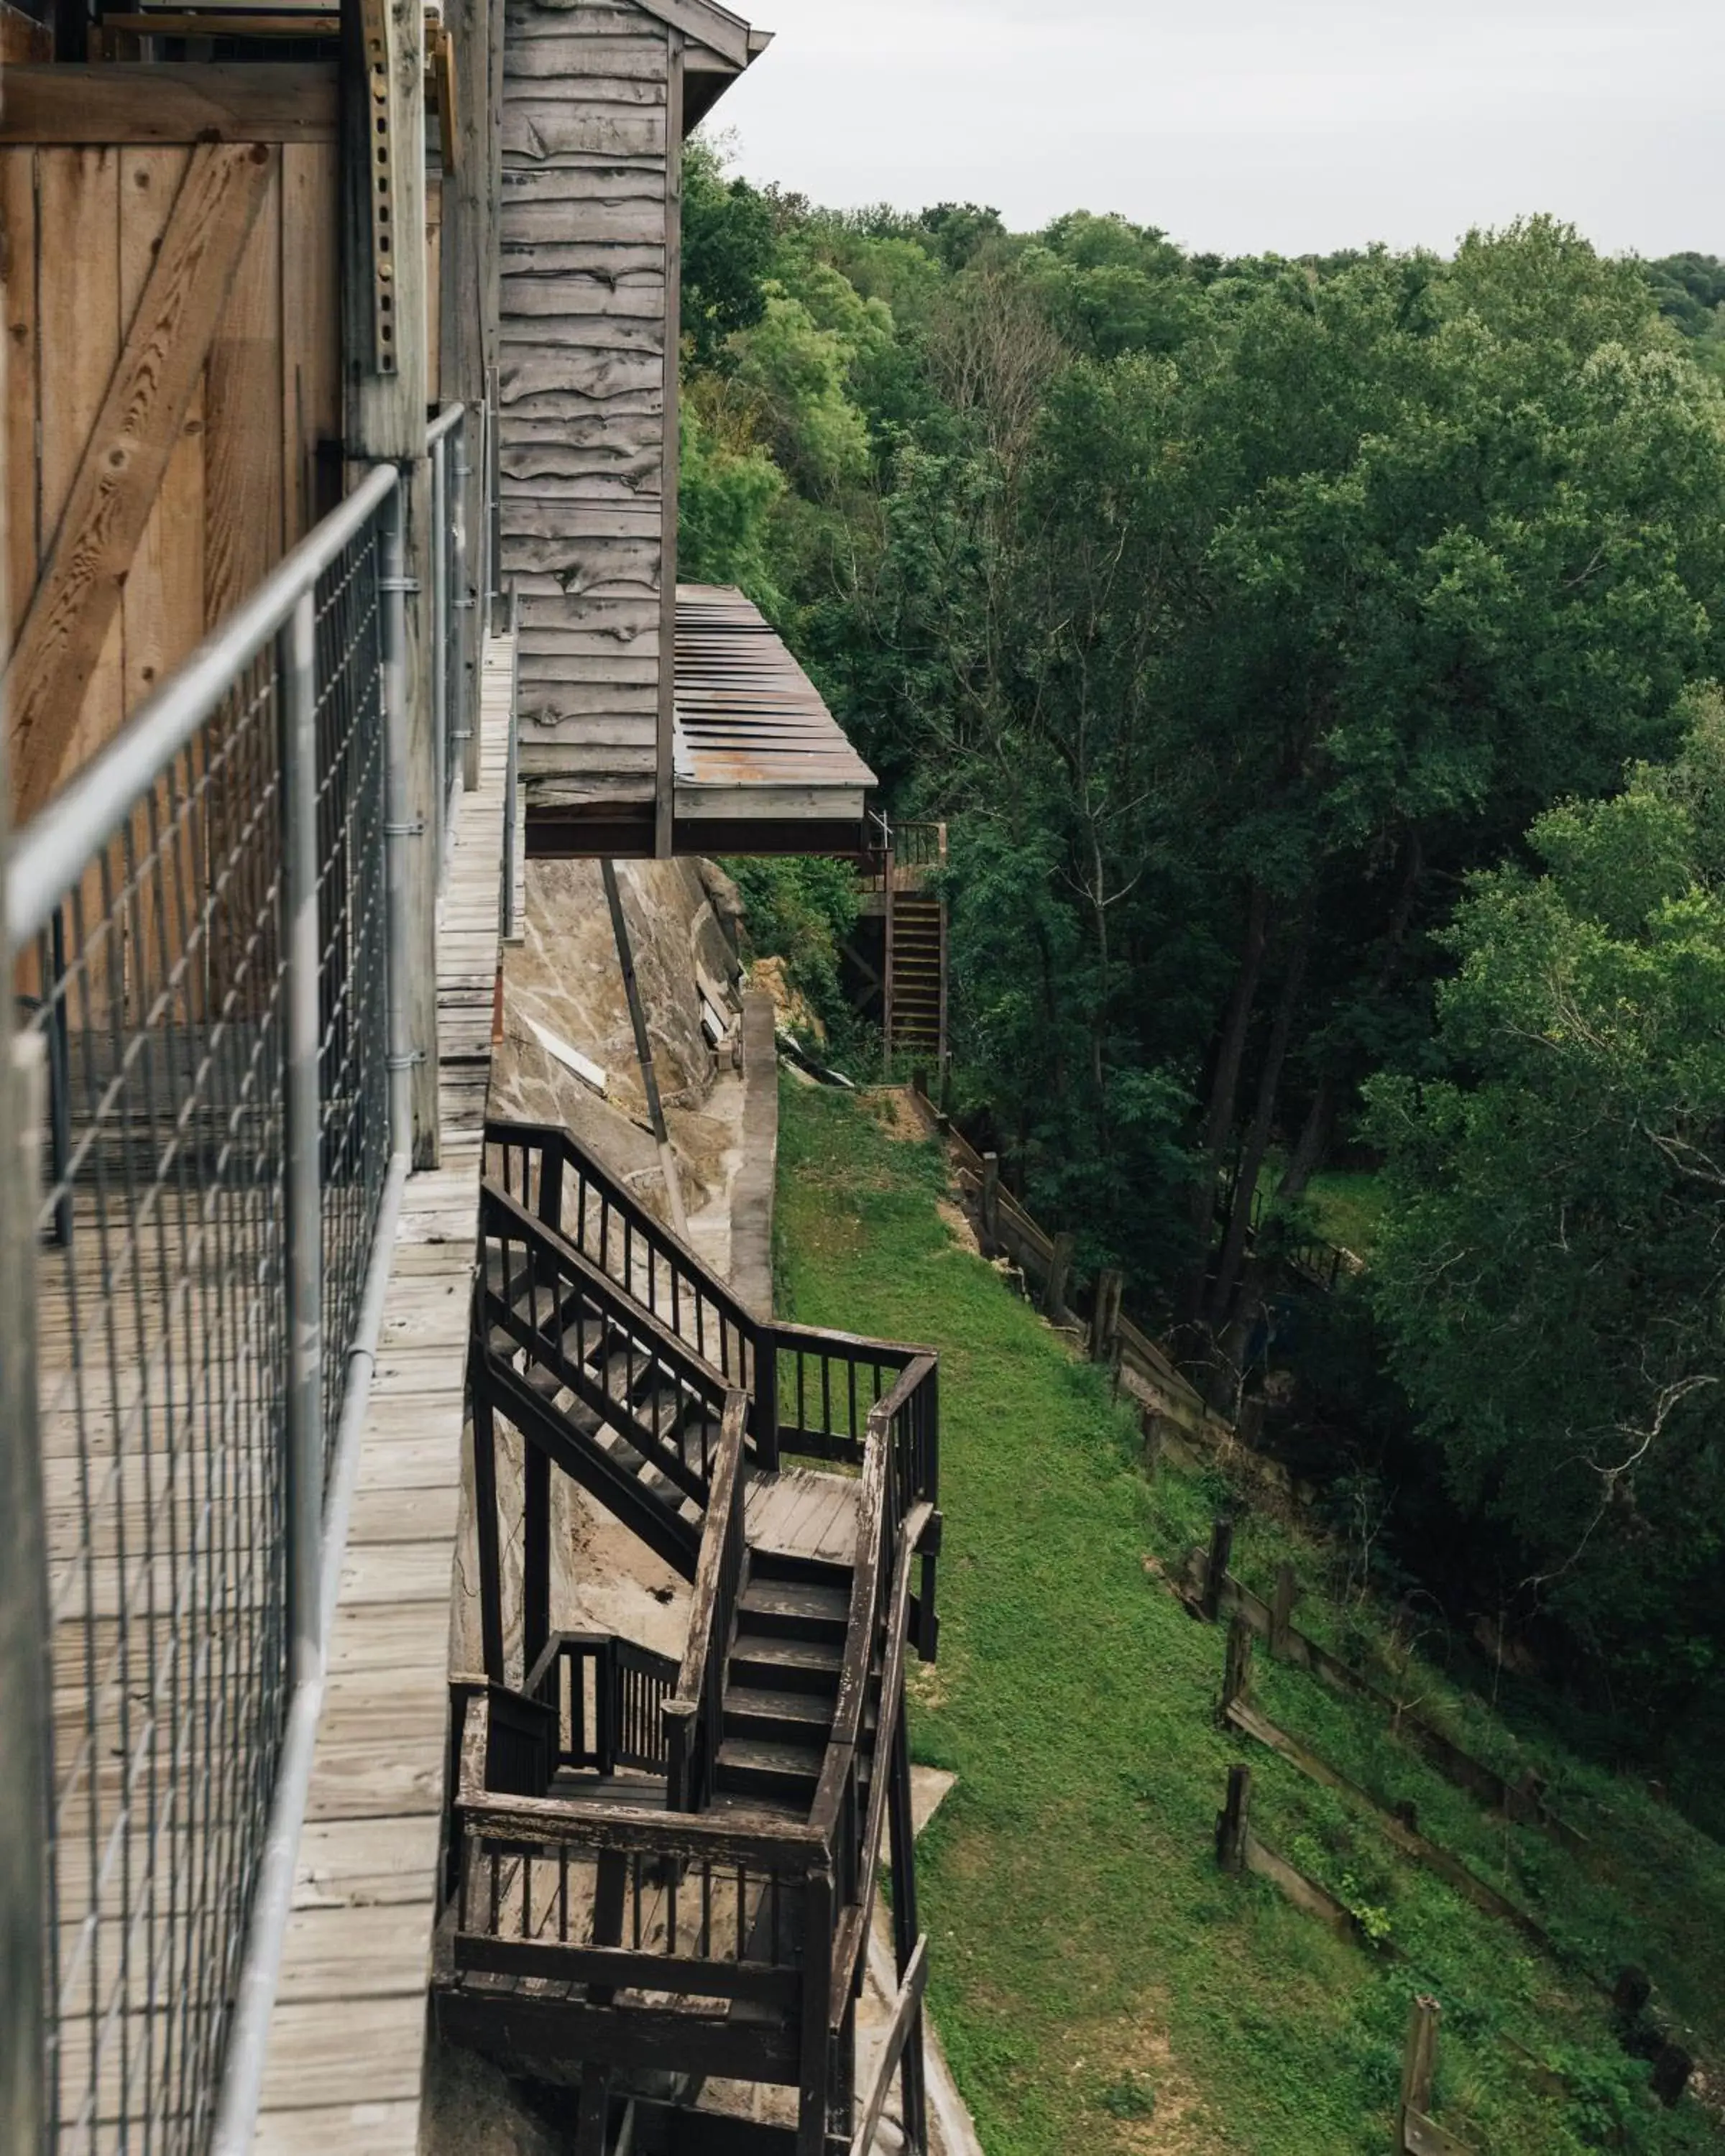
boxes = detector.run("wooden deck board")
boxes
[252,633,513,2147]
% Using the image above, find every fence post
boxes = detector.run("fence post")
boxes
[1091,1267,1123,1363]
[1,1021,48,2156]
[1215,1764,1253,1874]
[1201,1515,1234,1621]
[980,1151,1000,1253]
[380,474,417,1162]
[1271,1561,1297,1659]
[1220,1613,1254,1725]
[281,589,326,1687]
[1042,1231,1075,1323]
[1398,1996,1441,2145]
[754,1329,781,1473]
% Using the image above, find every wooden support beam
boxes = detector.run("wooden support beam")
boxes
[0,63,339,142]
[654,31,684,860]
[7,142,272,821]
[344,0,437,1158]
[469,1351,506,1685]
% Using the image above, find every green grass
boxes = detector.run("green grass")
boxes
[775,1081,1725,2156]
[1305,1168,1390,1258]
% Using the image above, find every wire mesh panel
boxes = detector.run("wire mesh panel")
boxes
[311,526,390,1471]
[20,499,393,2155]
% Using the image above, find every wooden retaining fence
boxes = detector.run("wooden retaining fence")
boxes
[1182,1537,1588,1858]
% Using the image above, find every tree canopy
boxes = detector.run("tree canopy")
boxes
[676,152,1725,1727]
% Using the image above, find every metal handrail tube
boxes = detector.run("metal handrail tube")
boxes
[8,459,399,955]
[427,397,464,446]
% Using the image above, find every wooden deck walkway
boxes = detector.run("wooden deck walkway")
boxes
[253,634,515,2156]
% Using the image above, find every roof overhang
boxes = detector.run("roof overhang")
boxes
[638,0,773,132]
[673,583,875,826]
[525,585,878,862]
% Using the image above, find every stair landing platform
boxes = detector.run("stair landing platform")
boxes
[252,636,517,2156]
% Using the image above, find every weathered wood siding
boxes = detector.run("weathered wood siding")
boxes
[499,0,673,803]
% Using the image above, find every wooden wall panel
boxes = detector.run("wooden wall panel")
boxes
[37,148,124,794]
[5,133,339,821]
[498,0,672,798]
[119,147,206,711]
[1,149,39,653]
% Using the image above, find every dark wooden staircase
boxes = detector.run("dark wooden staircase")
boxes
[442,1121,942,2156]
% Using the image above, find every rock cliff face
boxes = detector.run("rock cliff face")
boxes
[488,855,748,1271]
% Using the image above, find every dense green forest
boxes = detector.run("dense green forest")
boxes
[678,144,1725,1782]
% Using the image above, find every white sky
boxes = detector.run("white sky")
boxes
[712,0,1721,259]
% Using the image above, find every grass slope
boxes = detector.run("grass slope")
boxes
[774,1081,1725,2156]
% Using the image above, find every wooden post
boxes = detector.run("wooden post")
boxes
[1091,1267,1124,1364]
[1042,1231,1075,1323]
[1215,1764,1252,1874]
[886,1709,929,2152]
[468,1353,506,1685]
[1271,1560,1297,1659]
[653,32,684,860]
[796,1867,836,2156]
[1201,1515,1234,1621]
[343,0,437,1162]
[1398,1996,1441,2144]
[980,1151,1000,1255]
[443,0,497,789]
[1141,1409,1167,1478]
[1220,1612,1254,1723]
[523,1443,549,1679]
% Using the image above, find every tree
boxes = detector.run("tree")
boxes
[1368,712,1725,1708]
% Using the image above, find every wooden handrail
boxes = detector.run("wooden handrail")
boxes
[849,1935,929,2156]
[829,1512,924,2017]
[666,1390,750,1811]
[487,1116,758,1357]
[458,1785,824,1865]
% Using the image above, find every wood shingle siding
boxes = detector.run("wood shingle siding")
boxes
[498,0,674,798]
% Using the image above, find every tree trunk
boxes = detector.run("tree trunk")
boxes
[1275,832,1422,1207]
[1208,897,1315,1332]
[1186,884,1269,1319]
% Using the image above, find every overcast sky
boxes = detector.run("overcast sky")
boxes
[712,0,1720,260]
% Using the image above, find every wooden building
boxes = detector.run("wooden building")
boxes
[0,3,930,2155]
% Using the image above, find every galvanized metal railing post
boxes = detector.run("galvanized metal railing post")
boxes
[454,407,479,792]
[280,588,326,1688]
[1,1021,49,2156]
[380,473,415,1160]
[431,428,449,869]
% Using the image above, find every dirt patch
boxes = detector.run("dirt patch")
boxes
[937,1197,980,1256]
[868,1085,933,1144]
[1066,2001,1220,2156]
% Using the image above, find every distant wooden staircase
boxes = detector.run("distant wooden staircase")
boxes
[861,820,947,1069]
[441,1120,942,2155]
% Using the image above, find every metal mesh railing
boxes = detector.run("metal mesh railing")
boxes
[14,473,400,2156]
